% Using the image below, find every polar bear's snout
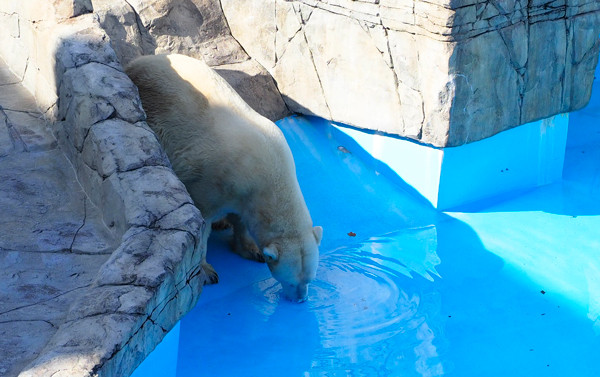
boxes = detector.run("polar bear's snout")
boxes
[283,283,309,303]
[264,227,321,303]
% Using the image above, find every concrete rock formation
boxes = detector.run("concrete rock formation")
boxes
[0,1,210,376]
[89,0,600,147]
[220,0,600,147]
[91,0,290,122]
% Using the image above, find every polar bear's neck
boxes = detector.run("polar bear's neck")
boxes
[242,164,313,248]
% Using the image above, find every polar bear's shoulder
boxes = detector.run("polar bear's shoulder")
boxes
[127,54,253,114]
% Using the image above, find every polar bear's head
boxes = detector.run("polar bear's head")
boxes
[263,226,323,302]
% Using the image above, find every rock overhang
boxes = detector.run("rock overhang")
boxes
[221,0,600,147]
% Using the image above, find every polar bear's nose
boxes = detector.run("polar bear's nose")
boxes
[283,283,308,303]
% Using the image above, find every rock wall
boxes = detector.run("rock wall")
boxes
[0,1,209,376]
[91,0,290,122]
[221,0,600,147]
[87,0,600,147]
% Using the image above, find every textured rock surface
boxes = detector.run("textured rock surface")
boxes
[92,0,290,121]
[221,0,600,147]
[88,0,600,146]
[0,57,116,377]
[0,2,210,377]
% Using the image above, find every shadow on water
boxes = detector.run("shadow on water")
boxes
[176,116,600,377]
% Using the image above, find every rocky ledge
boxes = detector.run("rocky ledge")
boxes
[0,1,210,376]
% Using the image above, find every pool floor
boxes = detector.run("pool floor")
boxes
[134,76,600,376]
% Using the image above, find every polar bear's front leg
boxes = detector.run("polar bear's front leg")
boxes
[200,223,219,284]
[227,213,265,263]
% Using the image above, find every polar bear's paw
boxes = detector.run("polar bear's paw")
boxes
[211,218,231,231]
[202,262,219,284]
[230,233,265,263]
[225,213,265,263]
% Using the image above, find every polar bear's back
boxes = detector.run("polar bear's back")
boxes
[126,54,297,218]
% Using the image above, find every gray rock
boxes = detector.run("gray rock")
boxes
[92,0,158,66]
[0,83,40,113]
[221,0,600,146]
[18,313,143,377]
[53,0,93,20]
[81,118,169,178]
[103,166,194,230]
[0,58,118,377]
[221,0,276,69]
[1,6,209,377]
[93,0,291,122]
[215,59,290,121]
[2,110,57,152]
[58,62,145,132]
[95,228,197,288]
[0,109,14,156]
[93,0,249,67]
[0,251,109,326]
[302,8,405,136]
[53,26,123,84]
[0,150,84,252]
[0,321,55,377]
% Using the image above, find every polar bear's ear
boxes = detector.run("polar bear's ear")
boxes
[263,244,279,262]
[313,226,323,245]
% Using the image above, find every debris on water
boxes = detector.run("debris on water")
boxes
[540,290,546,294]
[337,146,351,154]
[347,231,356,237]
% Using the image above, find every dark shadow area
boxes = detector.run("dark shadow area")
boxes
[213,65,291,121]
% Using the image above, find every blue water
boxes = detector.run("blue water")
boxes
[134,65,600,376]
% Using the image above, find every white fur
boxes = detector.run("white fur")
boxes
[126,54,322,302]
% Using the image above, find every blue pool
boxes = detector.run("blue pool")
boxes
[133,71,600,376]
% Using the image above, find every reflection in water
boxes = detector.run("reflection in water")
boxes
[356,226,441,281]
[305,226,443,376]
[177,225,445,377]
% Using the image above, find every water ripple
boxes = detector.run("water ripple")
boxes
[252,226,446,376]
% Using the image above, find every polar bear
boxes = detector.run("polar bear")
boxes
[126,54,322,302]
